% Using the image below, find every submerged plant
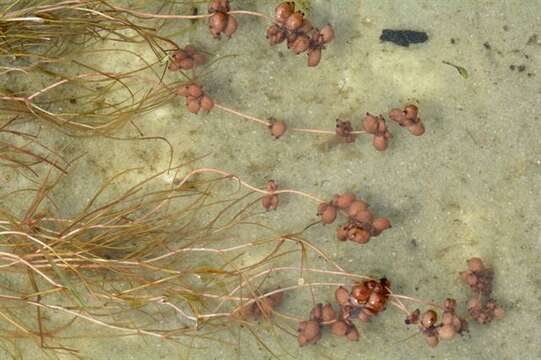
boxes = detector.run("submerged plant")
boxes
[0,163,505,357]
[0,0,182,132]
[0,117,68,177]
[0,164,355,354]
[0,1,506,358]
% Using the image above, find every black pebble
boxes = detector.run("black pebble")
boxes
[380,29,429,47]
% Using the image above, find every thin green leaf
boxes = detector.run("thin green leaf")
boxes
[442,60,469,79]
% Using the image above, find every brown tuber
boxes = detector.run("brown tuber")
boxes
[208,12,227,37]
[320,24,335,44]
[309,303,323,321]
[438,324,457,340]
[307,48,322,66]
[348,200,368,216]
[208,0,230,13]
[275,2,294,24]
[187,98,201,114]
[331,321,348,336]
[336,224,349,241]
[298,320,321,346]
[286,11,304,32]
[335,286,350,306]
[261,180,279,210]
[372,217,392,235]
[266,24,286,45]
[421,310,438,329]
[321,304,337,322]
[349,227,370,244]
[333,193,356,209]
[354,209,373,224]
[200,96,214,111]
[405,309,420,325]
[362,114,379,134]
[234,291,283,320]
[318,202,337,224]
[269,119,287,139]
[346,325,360,342]
[291,34,310,54]
[223,15,238,37]
[373,135,388,151]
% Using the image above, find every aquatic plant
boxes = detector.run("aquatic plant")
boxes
[0,164,378,354]
[0,162,505,357]
[0,0,179,132]
[296,258,505,348]
[0,1,506,358]
[169,46,424,151]
[0,117,68,177]
[2,1,424,149]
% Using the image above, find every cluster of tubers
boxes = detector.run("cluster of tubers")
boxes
[168,45,208,71]
[297,256,506,349]
[335,105,426,151]
[261,180,279,210]
[206,0,335,67]
[266,2,334,66]
[389,104,425,136]
[407,299,468,348]
[233,292,284,320]
[460,257,505,324]
[262,188,392,246]
[298,302,359,346]
[166,44,425,151]
[207,0,238,38]
[335,119,356,143]
[297,257,506,348]
[316,192,392,245]
[297,279,391,346]
[405,257,505,348]
[362,113,392,151]
[341,279,391,319]
[175,83,214,114]
[361,104,426,151]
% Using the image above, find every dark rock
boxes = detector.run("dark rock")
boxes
[380,29,428,47]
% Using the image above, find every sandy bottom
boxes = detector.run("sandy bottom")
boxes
[1,1,540,359]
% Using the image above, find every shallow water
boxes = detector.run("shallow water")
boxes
[1,0,540,359]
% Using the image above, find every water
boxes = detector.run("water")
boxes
[0,1,540,359]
